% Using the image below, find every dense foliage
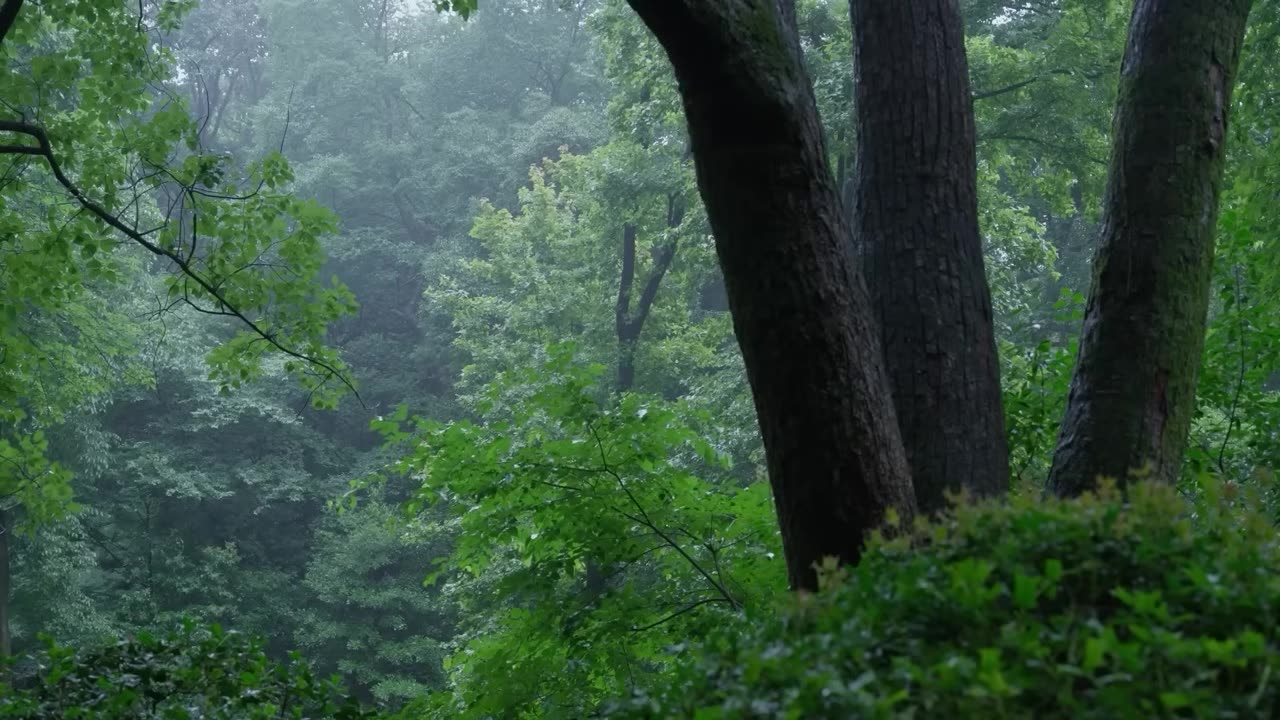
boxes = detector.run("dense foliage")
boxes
[367,347,781,716]
[2,0,1279,717]
[0,623,378,719]
[613,481,1280,719]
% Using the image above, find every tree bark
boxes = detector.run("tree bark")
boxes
[1047,0,1253,497]
[850,0,1010,513]
[0,0,23,48]
[626,0,916,591]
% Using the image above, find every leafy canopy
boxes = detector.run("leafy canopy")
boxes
[0,0,356,530]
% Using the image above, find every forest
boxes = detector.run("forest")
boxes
[0,0,1278,716]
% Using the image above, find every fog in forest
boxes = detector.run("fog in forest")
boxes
[2,0,1278,717]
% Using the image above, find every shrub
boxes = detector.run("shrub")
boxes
[0,621,383,719]
[610,480,1280,719]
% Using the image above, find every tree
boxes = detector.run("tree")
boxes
[1187,0,1280,487]
[1047,0,1254,496]
[379,348,783,716]
[431,0,1266,581]
[296,498,452,704]
[7,0,621,693]
[431,143,719,400]
[850,0,1009,512]
[791,0,1124,490]
[0,0,353,658]
[621,0,917,591]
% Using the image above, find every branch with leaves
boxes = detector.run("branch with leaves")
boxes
[369,346,780,713]
[588,419,739,611]
[0,119,360,403]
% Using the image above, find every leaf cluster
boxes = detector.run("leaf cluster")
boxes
[0,621,382,719]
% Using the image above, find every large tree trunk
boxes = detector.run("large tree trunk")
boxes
[850,0,1009,512]
[626,0,916,591]
[1047,0,1253,497]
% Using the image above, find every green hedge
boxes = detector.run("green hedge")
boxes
[611,480,1280,719]
[0,621,381,719]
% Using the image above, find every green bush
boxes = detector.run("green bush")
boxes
[0,621,383,719]
[611,480,1280,719]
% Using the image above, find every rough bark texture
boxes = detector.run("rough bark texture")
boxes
[1047,0,1253,497]
[850,0,1009,513]
[627,0,917,591]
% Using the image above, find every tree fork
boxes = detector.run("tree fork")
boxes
[626,0,916,590]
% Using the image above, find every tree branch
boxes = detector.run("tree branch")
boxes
[396,93,430,123]
[631,239,676,337]
[588,421,739,610]
[629,194,683,332]
[629,597,730,632]
[972,75,1040,101]
[972,67,1108,102]
[0,119,361,402]
[616,201,681,344]
[979,131,1108,166]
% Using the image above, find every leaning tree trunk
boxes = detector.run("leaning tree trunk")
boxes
[1047,0,1253,497]
[626,0,916,591]
[850,0,1010,513]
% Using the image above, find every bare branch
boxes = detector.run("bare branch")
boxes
[972,67,1109,102]
[971,75,1040,101]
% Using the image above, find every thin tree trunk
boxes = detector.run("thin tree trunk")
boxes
[614,220,647,394]
[0,508,10,660]
[1048,0,1253,496]
[851,0,1010,512]
[626,0,916,591]
[615,196,683,394]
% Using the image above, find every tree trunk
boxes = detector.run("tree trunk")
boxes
[0,508,10,660]
[626,0,916,591]
[1047,0,1253,497]
[614,196,682,394]
[0,0,24,49]
[850,0,1010,513]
